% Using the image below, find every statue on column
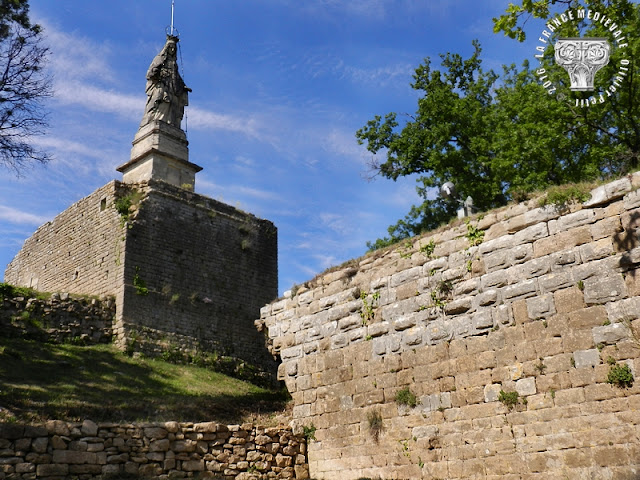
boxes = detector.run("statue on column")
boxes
[140,35,191,128]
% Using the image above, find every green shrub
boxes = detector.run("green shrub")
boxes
[498,390,519,409]
[395,387,418,408]
[303,424,316,441]
[537,184,592,208]
[607,363,634,388]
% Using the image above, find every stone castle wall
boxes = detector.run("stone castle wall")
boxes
[4,179,279,372]
[259,174,640,479]
[115,180,278,370]
[4,181,128,298]
[0,420,308,479]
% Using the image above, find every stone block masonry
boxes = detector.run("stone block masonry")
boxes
[4,181,128,297]
[0,420,308,479]
[259,173,640,479]
[116,180,278,372]
[4,178,279,374]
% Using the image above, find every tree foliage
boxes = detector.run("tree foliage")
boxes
[359,1,640,250]
[0,0,38,38]
[0,0,51,174]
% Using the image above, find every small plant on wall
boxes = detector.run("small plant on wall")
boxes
[367,409,383,443]
[114,188,144,227]
[133,267,149,296]
[303,424,316,442]
[498,390,520,410]
[395,387,418,408]
[359,291,380,325]
[607,363,634,389]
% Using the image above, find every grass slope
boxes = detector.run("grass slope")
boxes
[0,337,289,425]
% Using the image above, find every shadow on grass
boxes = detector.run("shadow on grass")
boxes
[0,337,289,424]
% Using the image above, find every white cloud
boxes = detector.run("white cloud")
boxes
[311,253,339,270]
[197,179,282,203]
[43,22,116,84]
[278,0,456,23]
[53,83,143,121]
[324,128,367,162]
[319,212,351,236]
[0,206,51,226]
[290,50,412,87]
[187,107,276,144]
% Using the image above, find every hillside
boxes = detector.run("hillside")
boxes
[0,336,290,425]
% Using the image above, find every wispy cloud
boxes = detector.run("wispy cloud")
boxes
[286,50,412,87]
[0,206,52,226]
[323,128,367,163]
[54,83,143,121]
[188,107,273,142]
[279,0,457,23]
[44,22,116,85]
[197,179,282,203]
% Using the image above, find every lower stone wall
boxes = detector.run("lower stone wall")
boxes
[296,327,640,479]
[0,290,115,345]
[0,420,308,480]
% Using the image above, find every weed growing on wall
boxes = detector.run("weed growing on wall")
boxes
[114,188,144,227]
[419,238,436,258]
[132,267,149,296]
[464,219,484,247]
[359,291,380,325]
[534,359,547,374]
[395,387,418,408]
[367,409,384,443]
[398,239,414,259]
[607,363,634,388]
[498,390,520,410]
[303,424,317,442]
[537,183,592,209]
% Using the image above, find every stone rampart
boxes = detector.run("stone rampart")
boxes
[4,181,128,297]
[4,179,279,374]
[0,290,115,345]
[115,180,278,372]
[0,420,308,479]
[259,174,640,479]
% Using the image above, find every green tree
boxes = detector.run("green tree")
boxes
[357,43,603,249]
[0,0,51,174]
[494,0,640,170]
[357,42,503,249]
[0,0,39,38]
[359,1,640,250]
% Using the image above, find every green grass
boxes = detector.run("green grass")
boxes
[0,337,289,424]
[0,282,50,300]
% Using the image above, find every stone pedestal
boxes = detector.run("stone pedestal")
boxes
[117,121,202,189]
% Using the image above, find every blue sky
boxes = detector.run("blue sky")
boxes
[1,1,536,295]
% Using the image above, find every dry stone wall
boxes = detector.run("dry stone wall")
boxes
[0,420,308,480]
[0,291,115,345]
[259,174,640,479]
